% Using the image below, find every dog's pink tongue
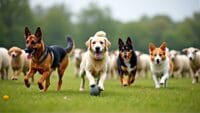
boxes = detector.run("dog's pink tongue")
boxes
[27,54,32,59]
[95,53,101,59]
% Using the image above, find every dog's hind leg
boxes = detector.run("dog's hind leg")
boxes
[43,76,50,92]
[57,57,69,91]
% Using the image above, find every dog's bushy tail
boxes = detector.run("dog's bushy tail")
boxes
[64,36,74,54]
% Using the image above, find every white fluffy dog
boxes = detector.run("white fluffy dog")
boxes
[0,47,10,80]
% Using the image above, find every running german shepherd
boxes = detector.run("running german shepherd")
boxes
[24,27,73,92]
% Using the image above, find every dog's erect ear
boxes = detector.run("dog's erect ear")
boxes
[25,27,31,39]
[126,37,132,45]
[104,38,111,48]
[85,37,92,48]
[149,43,156,52]
[118,38,124,48]
[160,42,166,51]
[35,27,42,42]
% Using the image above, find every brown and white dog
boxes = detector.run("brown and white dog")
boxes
[79,31,111,94]
[8,47,32,81]
[149,42,173,88]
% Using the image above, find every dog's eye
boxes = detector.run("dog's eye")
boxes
[92,41,96,44]
[26,41,29,44]
[100,41,103,45]
[159,54,162,56]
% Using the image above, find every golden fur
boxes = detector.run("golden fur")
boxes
[8,47,32,81]
[79,31,111,91]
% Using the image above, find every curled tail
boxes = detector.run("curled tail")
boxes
[65,36,74,53]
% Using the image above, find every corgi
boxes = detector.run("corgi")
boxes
[149,42,173,88]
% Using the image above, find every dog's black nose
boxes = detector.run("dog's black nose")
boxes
[189,57,193,61]
[95,47,100,52]
[24,47,34,53]
[156,59,160,64]
[12,54,16,57]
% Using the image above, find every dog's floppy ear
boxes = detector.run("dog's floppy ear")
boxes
[149,43,156,52]
[8,49,12,56]
[126,37,132,45]
[182,48,187,54]
[85,37,93,48]
[118,38,124,48]
[195,48,199,53]
[25,27,31,39]
[35,27,42,42]
[160,42,166,51]
[104,38,111,48]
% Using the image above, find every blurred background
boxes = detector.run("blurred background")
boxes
[0,0,200,52]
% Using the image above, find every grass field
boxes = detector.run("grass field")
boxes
[1,62,200,113]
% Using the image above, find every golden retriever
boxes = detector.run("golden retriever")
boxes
[79,31,111,94]
[8,47,31,80]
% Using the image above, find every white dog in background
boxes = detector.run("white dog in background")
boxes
[72,48,84,77]
[0,47,10,80]
[79,31,111,95]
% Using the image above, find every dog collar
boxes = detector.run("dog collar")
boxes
[38,47,48,63]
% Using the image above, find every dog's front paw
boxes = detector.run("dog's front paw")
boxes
[24,78,30,88]
[38,82,44,90]
[12,76,18,80]
[155,85,160,89]
[79,88,85,92]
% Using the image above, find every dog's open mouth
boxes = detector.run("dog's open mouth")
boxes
[24,47,35,59]
[94,51,103,60]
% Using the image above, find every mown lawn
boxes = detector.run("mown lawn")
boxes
[0,62,200,113]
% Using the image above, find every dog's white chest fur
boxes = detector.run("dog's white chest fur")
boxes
[150,58,170,74]
[124,61,135,73]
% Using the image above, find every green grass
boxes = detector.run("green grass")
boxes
[1,62,200,113]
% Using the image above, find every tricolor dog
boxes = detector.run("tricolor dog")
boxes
[117,37,137,86]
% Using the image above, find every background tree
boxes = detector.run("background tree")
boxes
[76,3,119,50]
[0,0,34,48]
[37,5,73,46]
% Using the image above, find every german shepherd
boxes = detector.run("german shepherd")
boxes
[24,27,73,92]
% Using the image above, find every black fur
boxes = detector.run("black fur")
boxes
[47,37,73,69]
[117,37,137,76]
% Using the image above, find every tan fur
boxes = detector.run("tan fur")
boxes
[8,47,32,81]
[24,27,71,92]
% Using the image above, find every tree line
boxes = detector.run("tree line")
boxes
[0,0,200,53]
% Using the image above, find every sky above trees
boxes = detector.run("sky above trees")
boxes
[29,0,200,22]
